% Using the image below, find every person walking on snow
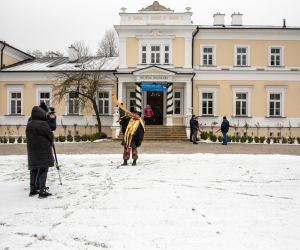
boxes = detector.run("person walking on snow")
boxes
[118,112,145,166]
[144,105,154,125]
[26,106,54,198]
[192,117,203,144]
[216,116,234,145]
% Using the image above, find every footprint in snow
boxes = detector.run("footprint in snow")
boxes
[63,204,70,210]
[63,211,74,218]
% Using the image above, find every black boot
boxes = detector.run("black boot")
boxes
[38,187,52,199]
[121,160,128,166]
[132,160,136,166]
[29,186,38,197]
[193,142,198,144]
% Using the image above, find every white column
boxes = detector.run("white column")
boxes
[119,38,127,69]
[135,84,142,112]
[118,81,123,103]
[166,83,173,126]
[186,81,192,111]
[184,37,192,68]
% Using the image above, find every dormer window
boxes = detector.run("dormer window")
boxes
[151,46,160,64]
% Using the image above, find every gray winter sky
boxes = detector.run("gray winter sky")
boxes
[1,0,299,55]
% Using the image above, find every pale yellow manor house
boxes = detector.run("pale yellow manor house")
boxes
[1,1,300,138]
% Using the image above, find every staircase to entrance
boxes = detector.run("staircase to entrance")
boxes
[116,125,188,141]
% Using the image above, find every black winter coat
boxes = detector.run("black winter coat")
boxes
[193,120,199,130]
[26,106,54,170]
[221,119,230,133]
[190,117,194,129]
[120,116,145,148]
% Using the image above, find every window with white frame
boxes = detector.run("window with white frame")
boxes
[174,91,182,115]
[5,84,24,115]
[98,92,109,115]
[197,85,219,116]
[39,92,50,106]
[202,93,213,115]
[151,46,160,64]
[265,86,287,117]
[269,94,281,116]
[200,45,216,66]
[268,46,284,66]
[231,86,253,117]
[236,93,247,116]
[11,93,22,114]
[234,45,250,66]
[68,92,80,114]
[129,91,136,113]
[164,46,170,64]
[142,46,147,64]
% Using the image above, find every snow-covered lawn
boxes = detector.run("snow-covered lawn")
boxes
[0,154,299,250]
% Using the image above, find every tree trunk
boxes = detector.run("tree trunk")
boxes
[92,100,102,133]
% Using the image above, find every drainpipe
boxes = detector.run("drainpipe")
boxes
[191,26,200,110]
[1,42,6,69]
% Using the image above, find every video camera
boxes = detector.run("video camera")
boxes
[48,107,56,117]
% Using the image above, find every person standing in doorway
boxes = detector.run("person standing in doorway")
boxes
[144,105,154,125]
[156,105,163,125]
[216,116,234,145]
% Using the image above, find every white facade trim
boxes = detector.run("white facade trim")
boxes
[268,45,284,67]
[234,44,250,66]
[33,84,53,107]
[5,84,25,115]
[231,85,253,117]
[197,85,219,117]
[265,85,287,117]
[200,44,216,66]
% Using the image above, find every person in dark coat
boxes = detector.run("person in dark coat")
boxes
[192,117,203,144]
[156,105,163,125]
[190,115,200,142]
[216,116,234,145]
[119,111,145,166]
[26,106,54,198]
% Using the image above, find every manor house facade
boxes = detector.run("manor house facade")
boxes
[1,1,300,138]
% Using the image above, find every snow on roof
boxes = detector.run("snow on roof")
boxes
[1,56,119,72]
[198,25,300,29]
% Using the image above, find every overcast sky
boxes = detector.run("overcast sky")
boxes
[1,0,299,55]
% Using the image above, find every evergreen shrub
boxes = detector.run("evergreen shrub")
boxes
[231,136,236,142]
[17,137,22,143]
[87,135,91,141]
[273,138,279,143]
[209,134,217,142]
[90,134,96,142]
[266,138,271,144]
[58,135,66,142]
[67,135,73,142]
[240,136,247,143]
[297,137,300,144]
[288,137,295,144]
[200,132,209,140]
[0,138,2,143]
[75,135,81,142]
[254,136,259,143]
[54,137,59,142]
[236,136,240,142]
[9,138,15,143]
[3,138,8,143]
[82,134,88,142]
[282,137,288,144]
[259,136,265,143]
[227,135,232,142]
[247,136,253,143]
[218,136,223,142]
[23,138,26,143]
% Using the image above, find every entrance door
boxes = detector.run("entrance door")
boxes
[146,91,163,125]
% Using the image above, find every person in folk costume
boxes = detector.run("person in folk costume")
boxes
[118,111,145,166]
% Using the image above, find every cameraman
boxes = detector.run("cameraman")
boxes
[27,102,56,193]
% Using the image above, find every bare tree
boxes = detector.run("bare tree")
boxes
[26,49,44,58]
[50,42,114,133]
[73,40,93,58]
[97,29,119,57]
[45,50,64,57]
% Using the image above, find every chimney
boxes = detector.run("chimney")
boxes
[213,13,225,26]
[68,45,79,62]
[231,12,243,26]
[49,51,59,57]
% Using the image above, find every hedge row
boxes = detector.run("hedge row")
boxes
[54,132,107,143]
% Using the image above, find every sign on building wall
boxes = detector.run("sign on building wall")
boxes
[142,83,167,92]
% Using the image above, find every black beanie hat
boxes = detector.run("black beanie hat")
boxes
[39,102,48,112]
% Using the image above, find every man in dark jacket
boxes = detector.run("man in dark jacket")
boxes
[119,112,145,166]
[26,106,54,198]
[190,115,200,142]
[216,116,234,145]
[192,117,203,144]
[156,105,163,125]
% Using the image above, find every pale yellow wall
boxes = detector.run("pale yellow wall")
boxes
[194,40,300,67]
[193,80,300,118]
[173,118,183,124]
[172,37,185,67]
[3,54,20,67]
[126,37,139,67]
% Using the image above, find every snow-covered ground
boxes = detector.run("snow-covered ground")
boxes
[0,154,299,250]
